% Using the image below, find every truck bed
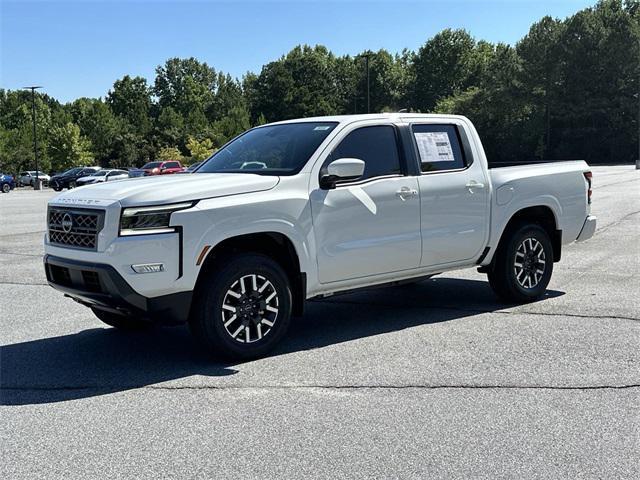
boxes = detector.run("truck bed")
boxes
[488,160,591,248]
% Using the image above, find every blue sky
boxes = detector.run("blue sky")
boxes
[2,0,595,103]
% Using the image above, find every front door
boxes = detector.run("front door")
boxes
[310,124,422,284]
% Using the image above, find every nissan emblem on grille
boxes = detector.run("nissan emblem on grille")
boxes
[48,207,104,250]
[61,213,73,233]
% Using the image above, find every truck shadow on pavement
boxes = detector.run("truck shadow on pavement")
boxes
[1,277,563,406]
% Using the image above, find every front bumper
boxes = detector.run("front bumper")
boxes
[576,215,596,242]
[44,255,192,324]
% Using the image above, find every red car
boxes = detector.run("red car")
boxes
[130,161,184,177]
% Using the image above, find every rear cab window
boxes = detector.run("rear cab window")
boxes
[411,124,466,173]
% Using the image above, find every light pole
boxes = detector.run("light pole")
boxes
[23,86,42,187]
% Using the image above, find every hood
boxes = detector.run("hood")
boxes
[50,173,280,207]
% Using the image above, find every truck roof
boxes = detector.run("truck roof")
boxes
[266,112,470,126]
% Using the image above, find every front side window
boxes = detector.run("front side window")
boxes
[329,125,401,181]
[197,122,337,176]
[165,162,180,168]
[412,124,466,173]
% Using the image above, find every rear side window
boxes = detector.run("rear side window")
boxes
[165,162,180,168]
[330,125,401,181]
[412,124,466,173]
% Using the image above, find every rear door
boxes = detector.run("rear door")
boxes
[310,123,422,283]
[411,122,490,266]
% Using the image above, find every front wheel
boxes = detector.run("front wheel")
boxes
[1,183,10,193]
[189,253,292,360]
[488,223,553,303]
[52,186,62,192]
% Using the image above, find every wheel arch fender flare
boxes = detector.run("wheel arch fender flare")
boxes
[483,199,562,267]
[192,224,312,316]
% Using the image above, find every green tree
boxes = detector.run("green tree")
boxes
[250,45,344,121]
[209,73,246,121]
[436,44,536,164]
[154,57,216,120]
[107,75,152,134]
[154,106,185,150]
[0,89,54,173]
[68,97,118,165]
[551,0,639,163]
[516,16,564,158]
[412,29,477,112]
[212,105,251,144]
[350,49,413,113]
[157,146,183,162]
[186,137,214,161]
[48,122,94,172]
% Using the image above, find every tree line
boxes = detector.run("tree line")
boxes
[0,0,637,175]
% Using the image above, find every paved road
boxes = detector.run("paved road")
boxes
[1,166,639,478]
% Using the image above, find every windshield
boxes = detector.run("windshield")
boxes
[142,162,162,169]
[63,167,82,176]
[197,122,338,175]
[92,170,108,177]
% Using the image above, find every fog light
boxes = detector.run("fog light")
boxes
[131,263,164,274]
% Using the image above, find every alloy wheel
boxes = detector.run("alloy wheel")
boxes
[221,274,279,344]
[514,237,546,289]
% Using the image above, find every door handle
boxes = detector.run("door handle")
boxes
[396,186,418,201]
[466,180,486,192]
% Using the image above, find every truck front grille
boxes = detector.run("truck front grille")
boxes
[48,207,105,250]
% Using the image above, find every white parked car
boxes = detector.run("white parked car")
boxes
[44,114,596,359]
[75,169,129,187]
[18,171,50,186]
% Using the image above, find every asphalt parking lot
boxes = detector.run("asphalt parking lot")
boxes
[1,165,639,478]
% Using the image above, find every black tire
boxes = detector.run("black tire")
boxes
[488,223,554,303]
[1,183,9,193]
[52,186,62,192]
[91,307,151,330]
[189,253,292,360]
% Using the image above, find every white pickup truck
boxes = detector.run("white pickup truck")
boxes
[44,114,596,358]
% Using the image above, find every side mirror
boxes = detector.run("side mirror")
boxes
[320,158,365,189]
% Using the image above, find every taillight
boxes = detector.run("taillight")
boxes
[583,171,592,204]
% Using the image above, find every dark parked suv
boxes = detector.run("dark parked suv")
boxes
[49,167,100,191]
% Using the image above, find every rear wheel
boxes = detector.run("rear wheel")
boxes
[189,253,292,360]
[91,308,151,330]
[488,223,553,303]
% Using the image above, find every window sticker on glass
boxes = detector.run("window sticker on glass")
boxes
[313,126,331,131]
[414,132,456,162]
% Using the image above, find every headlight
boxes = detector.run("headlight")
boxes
[119,202,195,236]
